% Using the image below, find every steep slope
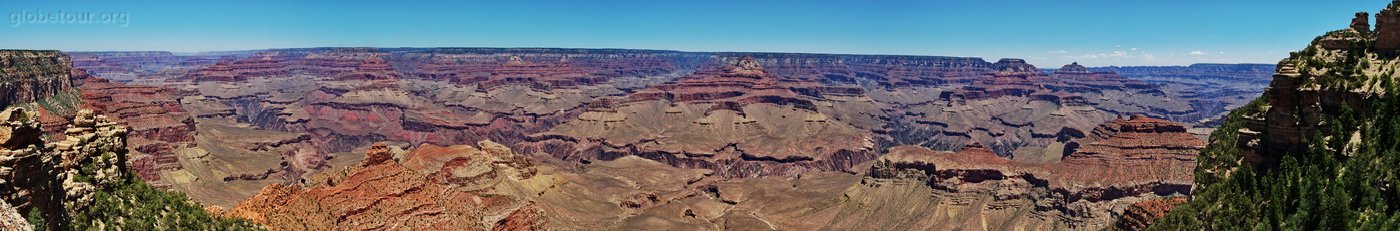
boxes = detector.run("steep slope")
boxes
[1,50,77,110]
[1152,4,1400,229]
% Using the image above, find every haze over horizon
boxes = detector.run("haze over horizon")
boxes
[2,0,1390,66]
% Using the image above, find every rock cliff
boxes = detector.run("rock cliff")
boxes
[1150,3,1400,229]
[1,50,76,109]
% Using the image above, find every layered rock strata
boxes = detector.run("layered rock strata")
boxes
[226,140,543,230]
[531,56,880,178]
[1,50,76,109]
[1113,197,1187,231]
[863,116,1203,230]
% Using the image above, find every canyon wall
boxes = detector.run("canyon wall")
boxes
[0,50,76,110]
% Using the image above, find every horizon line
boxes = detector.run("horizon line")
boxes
[27,46,1276,67]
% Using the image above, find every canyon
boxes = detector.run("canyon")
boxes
[1,47,1273,230]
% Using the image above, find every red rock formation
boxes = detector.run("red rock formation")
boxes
[1113,197,1188,231]
[0,50,76,109]
[1353,12,1372,33]
[1055,62,1091,75]
[189,52,290,82]
[74,77,194,186]
[1377,1,1400,50]
[335,56,400,81]
[493,203,545,231]
[226,140,541,231]
[532,56,880,178]
[625,56,816,109]
[868,116,1204,229]
[400,49,683,89]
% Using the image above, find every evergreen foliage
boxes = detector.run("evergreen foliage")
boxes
[68,174,263,231]
[1150,54,1400,229]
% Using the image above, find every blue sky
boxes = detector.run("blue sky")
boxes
[1,0,1391,66]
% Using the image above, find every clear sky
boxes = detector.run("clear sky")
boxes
[1,0,1392,66]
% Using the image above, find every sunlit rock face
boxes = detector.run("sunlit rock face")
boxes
[62,48,1254,231]
[0,50,76,109]
[1,107,133,230]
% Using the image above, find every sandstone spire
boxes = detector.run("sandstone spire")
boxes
[1352,12,1371,33]
[1376,2,1400,50]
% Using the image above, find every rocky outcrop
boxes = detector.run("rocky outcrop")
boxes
[1354,12,1372,34]
[992,58,1041,75]
[53,110,130,212]
[1055,62,1091,75]
[1377,1,1400,50]
[0,200,32,231]
[227,140,541,230]
[0,107,130,230]
[190,52,290,82]
[0,107,65,230]
[1237,18,1385,157]
[1113,197,1187,231]
[888,61,1192,160]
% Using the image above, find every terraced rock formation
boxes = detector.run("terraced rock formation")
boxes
[75,76,196,187]
[70,51,229,83]
[225,115,1204,230]
[530,56,879,178]
[226,141,542,230]
[860,115,1203,230]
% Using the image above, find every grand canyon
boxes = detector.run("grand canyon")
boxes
[5,1,1400,230]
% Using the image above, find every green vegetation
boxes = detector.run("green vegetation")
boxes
[42,131,264,230]
[1150,50,1400,229]
[26,208,46,231]
[37,89,82,116]
[62,150,263,230]
[70,175,264,231]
